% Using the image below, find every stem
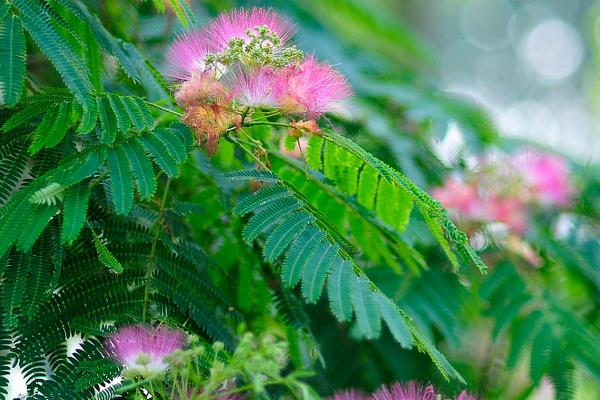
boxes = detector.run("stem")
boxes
[142,177,172,321]
[145,100,184,117]
[243,121,295,130]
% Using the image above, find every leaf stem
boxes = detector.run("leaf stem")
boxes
[142,176,172,321]
[145,100,184,117]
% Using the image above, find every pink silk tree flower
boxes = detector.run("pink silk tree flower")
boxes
[229,66,277,108]
[326,389,369,400]
[512,150,574,206]
[174,71,230,107]
[166,30,211,81]
[106,325,186,376]
[204,7,295,51]
[372,381,437,400]
[432,178,487,221]
[488,196,528,234]
[273,56,352,118]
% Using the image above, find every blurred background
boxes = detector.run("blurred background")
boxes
[406,0,600,161]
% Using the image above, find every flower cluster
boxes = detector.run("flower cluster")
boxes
[106,324,186,377]
[328,381,478,400]
[166,8,351,154]
[432,149,575,234]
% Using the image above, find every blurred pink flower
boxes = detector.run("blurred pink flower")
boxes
[229,67,277,108]
[326,389,369,400]
[432,178,486,221]
[372,381,437,400]
[166,30,211,81]
[106,325,186,375]
[456,390,479,400]
[273,56,352,117]
[488,196,528,234]
[513,150,573,206]
[204,8,295,51]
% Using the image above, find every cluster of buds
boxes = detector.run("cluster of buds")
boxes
[166,8,351,154]
[328,381,478,400]
[432,149,575,235]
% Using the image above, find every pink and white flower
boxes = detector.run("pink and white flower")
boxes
[106,325,186,376]
[273,56,352,117]
[166,30,211,81]
[372,381,437,400]
[229,67,277,108]
[203,8,295,51]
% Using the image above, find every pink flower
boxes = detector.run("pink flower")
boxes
[488,196,528,234]
[273,56,352,117]
[432,178,486,221]
[175,71,230,106]
[326,389,369,400]
[512,150,573,206]
[166,30,211,81]
[372,381,437,400]
[106,325,186,375]
[204,8,295,51]
[229,66,277,108]
[456,390,479,400]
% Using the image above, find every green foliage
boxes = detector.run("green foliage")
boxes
[0,13,26,106]
[226,170,465,383]
[2,1,594,398]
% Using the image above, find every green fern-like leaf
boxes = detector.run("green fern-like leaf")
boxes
[0,14,26,106]
[91,230,124,273]
[13,0,94,109]
[122,140,157,200]
[242,196,300,241]
[30,182,66,206]
[150,128,187,164]
[61,183,91,244]
[1,250,31,328]
[282,226,326,288]
[263,211,314,262]
[22,228,56,319]
[97,95,118,144]
[0,138,28,205]
[139,134,179,177]
[327,259,353,322]
[107,146,134,215]
[301,242,339,303]
[2,101,51,132]
[351,274,381,339]
[228,171,464,382]
[16,204,60,252]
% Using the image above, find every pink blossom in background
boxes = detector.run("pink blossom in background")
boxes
[106,325,186,375]
[432,178,486,221]
[513,150,574,206]
[229,67,277,108]
[273,56,352,117]
[456,390,479,400]
[166,30,210,81]
[488,196,528,234]
[372,381,437,400]
[326,389,369,400]
[203,8,295,51]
